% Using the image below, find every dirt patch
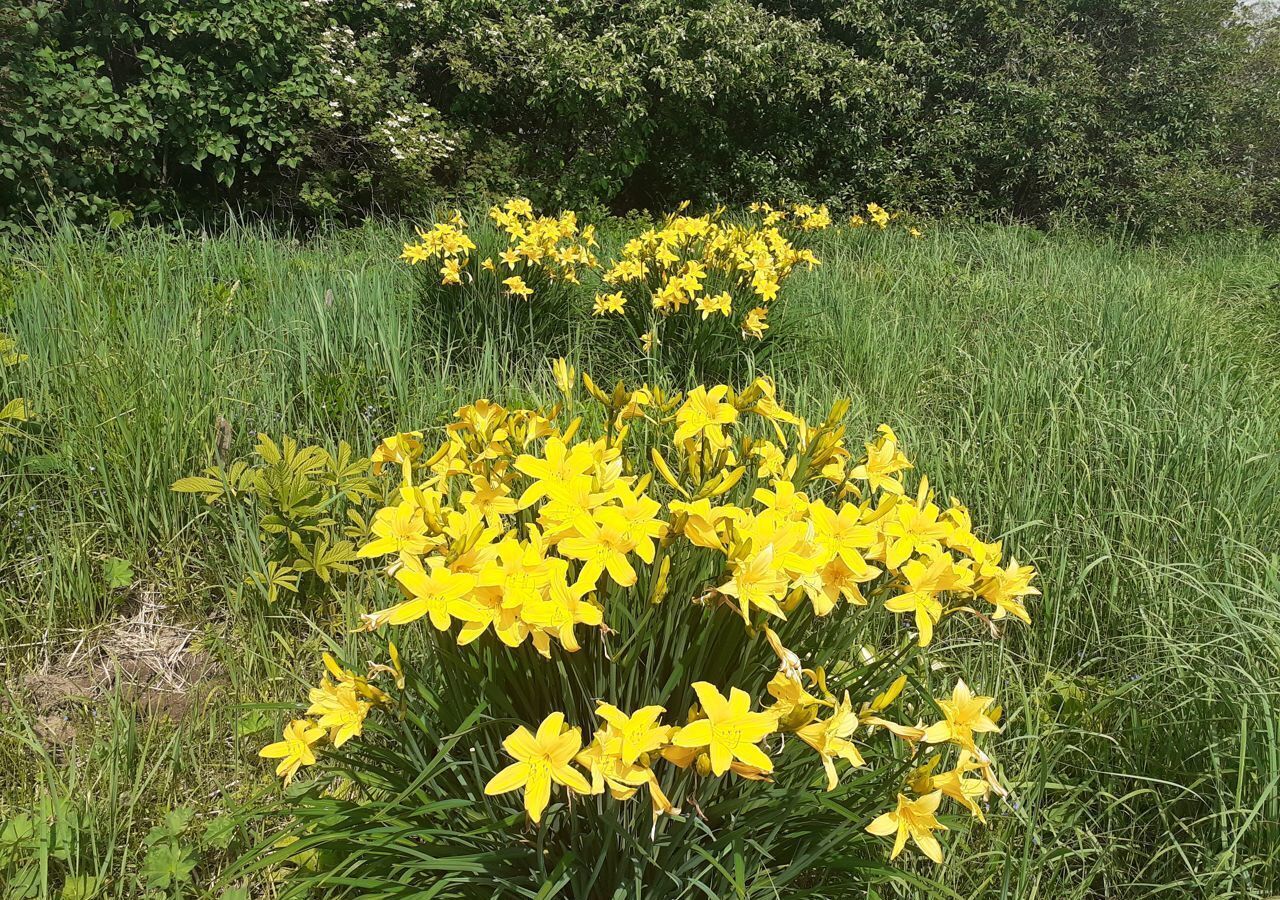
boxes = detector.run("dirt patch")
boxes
[15,589,222,748]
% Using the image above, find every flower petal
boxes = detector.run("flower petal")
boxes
[485,761,530,796]
[672,719,713,749]
[525,766,553,823]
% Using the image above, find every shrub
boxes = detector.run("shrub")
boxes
[0,0,329,229]
[2,0,1275,232]
[1229,9,1280,228]
[240,367,1038,896]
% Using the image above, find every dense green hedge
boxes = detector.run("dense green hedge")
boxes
[2,0,1276,232]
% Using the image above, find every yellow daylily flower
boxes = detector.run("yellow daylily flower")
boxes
[514,437,596,507]
[576,728,678,822]
[742,307,769,339]
[795,692,866,790]
[673,385,737,447]
[484,713,593,823]
[552,358,576,397]
[321,652,391,704]
[883,587,944,647]
[695,291,732,319]
[923,679,1001,757]
[911,751,991,822]
[977,558,1038,625]
[559,507,640,589]
[503,275,533,299]
[718,547,789,623]
[866,791,948,863]
[357,502,434,567]
[594,703,669,765]
[363,565,478,631]
[306,678,371,748]
[259,719,325,786]
[850,425,912,494]
[370,431,424,476]
[882,500,954,569]
[671,682,777,776]
[765,670,823,731]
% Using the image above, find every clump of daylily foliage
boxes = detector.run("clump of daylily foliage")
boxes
[399,199,918,366]
[259,360,1036,875]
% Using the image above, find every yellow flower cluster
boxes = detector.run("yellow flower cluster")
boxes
[600,205,821,341]
[484,668,1008,851]
[484,682,780,824]
[399,199,841,348]
[399,211,477,285]
[749,200,832,231]
[485,197,599,291]
[354,397,666,656]
[847,200,922,238]
[659,390,1036,643]
[258,651,400,784]
[261,363,1035,865]
[849,201,893,229]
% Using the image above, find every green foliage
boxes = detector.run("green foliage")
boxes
[0,813,40,898]
[1229,9,1280,226]
[140,808,198,893]
[2,223,1278,894]
[0,0,326,229]
[172,433,378,608]
[101,556,134,591]
[0,738,258,899]
[2,0,1278,232]
[0,329,29,453]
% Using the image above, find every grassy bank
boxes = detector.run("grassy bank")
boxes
[1,221,1277,898]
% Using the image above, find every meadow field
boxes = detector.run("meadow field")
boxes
[1,218,1278,898]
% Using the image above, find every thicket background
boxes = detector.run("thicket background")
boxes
[2,0,1278,234]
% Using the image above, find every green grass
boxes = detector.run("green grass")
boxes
[1,220,1277,897]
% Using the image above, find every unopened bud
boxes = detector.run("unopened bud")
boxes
[695,753,712,777]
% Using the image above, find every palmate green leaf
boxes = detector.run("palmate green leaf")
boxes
[246,563,301,605]
[0,396,29,449]
[177,429,378,608]
[259,513,291,536]
[256,432,331,483]
[327,439,378,500]
[250,465,325,515]
[292,536,358,583]
[254,432,283,466]
[203,815,239,851]
[0,425,21,451]
[102,556,134,590]
[345,508,372,541]
[0,813,35,866]
[162,806,196,837]
[0,334,26,367]
[141,840,197,890]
